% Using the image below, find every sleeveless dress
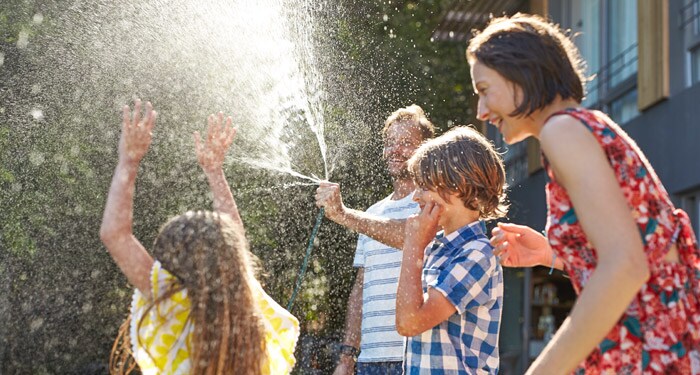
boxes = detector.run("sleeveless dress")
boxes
[543,108,700,374]
[130,261,299,375]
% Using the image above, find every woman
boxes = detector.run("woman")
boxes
[469,14,700,374]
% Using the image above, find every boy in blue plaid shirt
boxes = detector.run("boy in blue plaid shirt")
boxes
[396,126,507,374]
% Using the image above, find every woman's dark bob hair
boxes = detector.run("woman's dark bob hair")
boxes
[467,13,588,117]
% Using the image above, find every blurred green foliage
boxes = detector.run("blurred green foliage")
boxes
[0,0,475,373]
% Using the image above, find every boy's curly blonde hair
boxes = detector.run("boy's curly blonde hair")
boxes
[408,126,508,220]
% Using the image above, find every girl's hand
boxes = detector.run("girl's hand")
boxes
[194,112,236,175]
[404,201,442,253]
[119,100,157,165]
[491,223,552,268]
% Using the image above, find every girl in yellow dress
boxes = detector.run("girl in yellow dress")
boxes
[100,101,299,374]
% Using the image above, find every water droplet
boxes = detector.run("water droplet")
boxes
[29,151,45,166]
[17,31,29,48]
[383,14,388,22]
[30,108,44,121]
[33,13,44,24]
[30,317,44,331]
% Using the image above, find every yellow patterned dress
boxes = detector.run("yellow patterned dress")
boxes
[130,261,300,374]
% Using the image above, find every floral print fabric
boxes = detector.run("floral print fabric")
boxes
[543,108,700,374]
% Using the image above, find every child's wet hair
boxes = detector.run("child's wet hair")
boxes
[152,210,253,290]
[467,13,587,117]
[408,126,508,220]
[143,210,266,373]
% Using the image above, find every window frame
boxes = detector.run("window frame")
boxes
[559,0,640,124]
[679,188,700,240]
[682,0,700,86]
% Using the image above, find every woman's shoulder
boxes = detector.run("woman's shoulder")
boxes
[540,110,600,149]
[544,107,621,137]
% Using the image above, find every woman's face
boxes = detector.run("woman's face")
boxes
[470,61,528,144]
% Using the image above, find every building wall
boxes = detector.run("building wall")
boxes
[624,82,700,195]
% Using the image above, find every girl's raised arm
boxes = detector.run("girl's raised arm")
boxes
[194,112,243,230]
[100,100,156,297]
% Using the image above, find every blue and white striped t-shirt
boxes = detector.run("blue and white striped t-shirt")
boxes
[353,193,419,363]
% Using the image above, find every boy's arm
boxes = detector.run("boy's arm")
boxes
[396,265,457,336]
[316,182,407,249]
[395,202,456,337]
[194,113,242,227]
[100,101,156,297]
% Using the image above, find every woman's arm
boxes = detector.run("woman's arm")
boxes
[194,112,242,227]
[491,222,564,270]
[99,101,157,297]
[526,115,650,374]
[395,202,456,337]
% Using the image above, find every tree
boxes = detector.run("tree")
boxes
[0,0,477,372]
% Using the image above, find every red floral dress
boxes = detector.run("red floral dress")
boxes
[543,108,700,374]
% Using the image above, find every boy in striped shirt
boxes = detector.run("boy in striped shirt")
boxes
[396,126,507,374]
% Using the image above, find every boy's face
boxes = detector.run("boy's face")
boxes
[383,121,424,179]
[412,187,461,227]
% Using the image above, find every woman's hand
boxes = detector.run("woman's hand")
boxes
[491,223,553,268]
[119,100,157,165]
[194,112,236,175]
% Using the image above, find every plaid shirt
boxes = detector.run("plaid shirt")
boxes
[404,221,503,375]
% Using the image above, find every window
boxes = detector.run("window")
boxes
[609,90,638,125]
[692,46,700,85]
[568,0,601,106]
[561,0,639,124]
[682,0,700,86]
